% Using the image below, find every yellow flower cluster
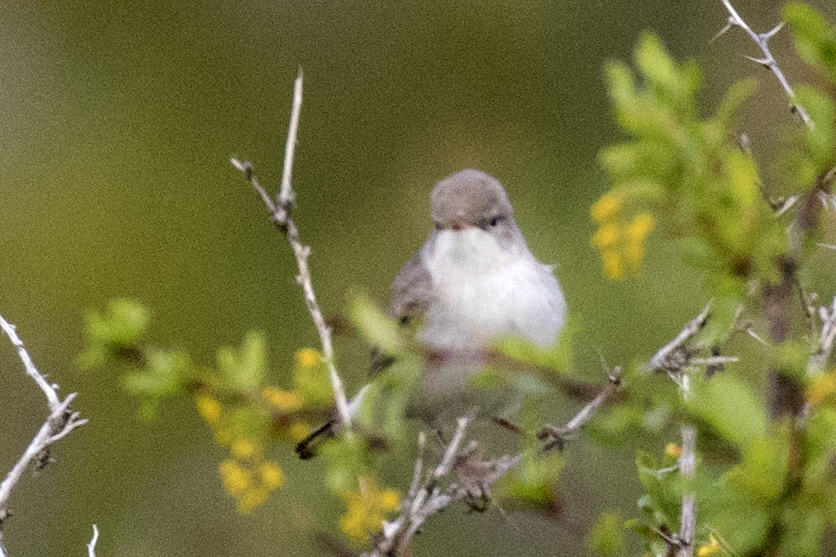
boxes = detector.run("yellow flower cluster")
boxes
[339,477,401,545]
[590,194,655,280]
[219,438,284,514]
[295,347,322,367]
[664,443,682,459]
[807,370,836,405]
[195,393,233,445]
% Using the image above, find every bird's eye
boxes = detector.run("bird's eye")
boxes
[489,216,501,227]
[434,222,443,231]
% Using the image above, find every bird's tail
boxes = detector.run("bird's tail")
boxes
[295,385,370,460]
[295,419,337,460]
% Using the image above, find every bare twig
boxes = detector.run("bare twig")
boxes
[677,425,697,557]
[537,367,621,451]
[87,525,99,557]
[806,293,836,376]
[647,304,712,385]
[715,0,814,130]
[0,315,88,556]
[230,72,351,428]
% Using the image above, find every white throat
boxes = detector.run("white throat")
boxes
[420,228,566,350]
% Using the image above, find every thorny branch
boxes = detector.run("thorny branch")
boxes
[0,315,89,557]
[715,0,814,130]
[646,304,734,556]
[363,416,520,557]
[231,72,352,429]
[537,364,621,451]
[363,303,735,556]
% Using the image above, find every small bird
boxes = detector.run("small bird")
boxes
[390,169,567,427]
[296,169,566,457]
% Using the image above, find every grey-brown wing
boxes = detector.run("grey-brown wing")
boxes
[389,250,433,324]
[369,251,433,379]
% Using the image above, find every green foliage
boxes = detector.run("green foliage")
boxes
[77,298,149,369]
[350,293,405,354]
[784,2,836,85]
[690,375,766,448]
[217,331,267,392]
[599,32,787,294]
[587,512,625,556]
[494,451,565,513]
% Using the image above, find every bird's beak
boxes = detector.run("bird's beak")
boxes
[449,218,473,231]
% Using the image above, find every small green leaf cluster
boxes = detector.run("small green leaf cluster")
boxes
[78,298,334,513]
[597,32,788,293]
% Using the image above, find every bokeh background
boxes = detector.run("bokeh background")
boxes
[1,0,834,555]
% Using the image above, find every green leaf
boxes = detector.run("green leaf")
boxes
[78,299,150,369]
[216,331,267,392]
[293,350,332,407]
[121,348,193,419]
[349,292,404,354]
[588,512,624,556]
[780,504,826,556]
[784,2,836,85]
[691,375,766,448]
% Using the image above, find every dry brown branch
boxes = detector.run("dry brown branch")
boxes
[230,72,351,428]
[0,314,89,557]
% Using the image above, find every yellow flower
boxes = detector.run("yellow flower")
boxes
[665,443,682,458]
[591,194,623,222]
[237,487,270,514]
[601,250,625,281]
[626,213,655,240]
[263,386,303,411]
[591,223,621,249]
[289,422,311,441]
[697,534,721,556]
[231,439,257,460]
[339,477,401,545]
[259,462,284,489]
[220,443,284,514]
[195,395,222,425]
[807,371,836,405]
[295,348,321,368]
[219,459,251,495]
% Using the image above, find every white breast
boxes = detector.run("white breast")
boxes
[420,228,566,350]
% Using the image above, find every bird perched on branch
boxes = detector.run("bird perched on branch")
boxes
[297,169,567,458]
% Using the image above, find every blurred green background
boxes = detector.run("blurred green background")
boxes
[1,1,834,555]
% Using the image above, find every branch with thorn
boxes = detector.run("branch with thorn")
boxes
[537,363,621,452]
[0,315,89,557]
[230,71,352,429]
[715,0,814,130]
[363,416,520,557]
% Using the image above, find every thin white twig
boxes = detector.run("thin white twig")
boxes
[807,293,836,376]
[717,0,814,130]
[231,72,352,429]
[677,425,697,557]
[278,70,303,210]
[648,304,711,375]
[0,314,88,555]
[87,525,99,557]
[0,316,60,408]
